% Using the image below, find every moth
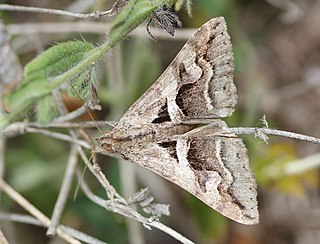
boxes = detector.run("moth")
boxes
[97,17,259,225]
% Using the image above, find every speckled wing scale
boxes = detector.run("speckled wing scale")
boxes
[97,17,259,224]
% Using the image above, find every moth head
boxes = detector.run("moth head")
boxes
[95,134,114,153]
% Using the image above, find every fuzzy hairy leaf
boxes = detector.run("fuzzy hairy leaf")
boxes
[68,65,96,99]
[37,95,58,123]
[23,41,94,83]
[3,41,94,123]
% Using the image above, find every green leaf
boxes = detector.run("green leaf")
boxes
[24,41,94,82]
[2,41,94,124]
[37,95,58,123]
[68,65,96,99]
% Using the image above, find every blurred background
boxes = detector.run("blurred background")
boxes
[1,0,320,243]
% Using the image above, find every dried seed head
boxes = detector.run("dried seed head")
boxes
[147,5,182,40]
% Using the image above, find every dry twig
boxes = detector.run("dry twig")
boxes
[0,179,80,244]
[46,144,79,236]
[0,213,106,244]
[76,171,195,244]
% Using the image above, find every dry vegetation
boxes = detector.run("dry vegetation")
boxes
[1,0,320,243]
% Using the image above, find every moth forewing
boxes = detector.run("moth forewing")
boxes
[97,17,259,225]
[177,121,258,224]
[115,16,237,126]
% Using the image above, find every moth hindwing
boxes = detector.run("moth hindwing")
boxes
[97,17,258,225]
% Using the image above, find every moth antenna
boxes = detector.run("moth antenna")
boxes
[79,128,97,149]
[73,162,88,201]
[87,109,103,134]
[73,135,97,201]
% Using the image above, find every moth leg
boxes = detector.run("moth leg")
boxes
[181,120,237,139]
